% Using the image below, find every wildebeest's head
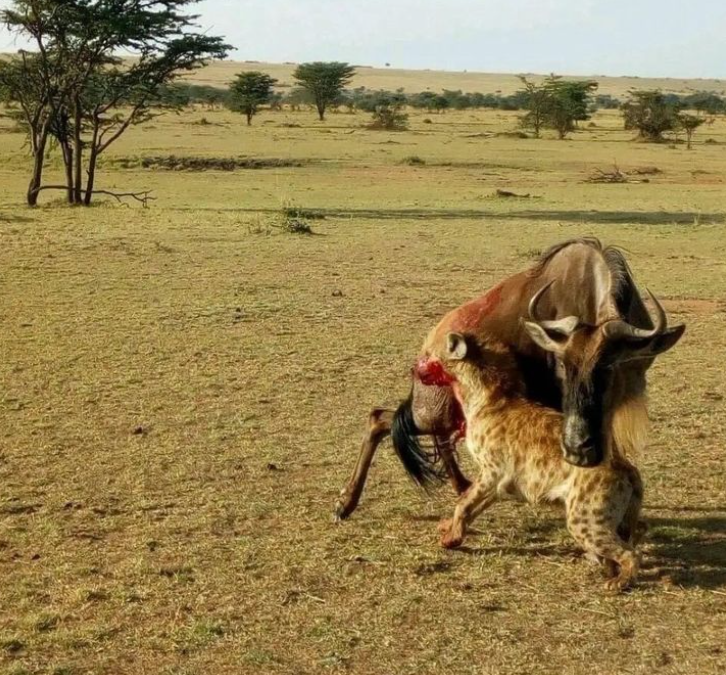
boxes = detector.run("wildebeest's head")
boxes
[523,283,685,468]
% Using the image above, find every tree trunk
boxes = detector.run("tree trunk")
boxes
[83,120,101,206]
[26,130,48,207]
[246,111,252,126]
[72,96,83,204]
[317,99,325,121]
[84,148,98,206]
[61,142,74,204]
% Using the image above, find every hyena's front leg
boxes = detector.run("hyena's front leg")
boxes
[438,471,498,549]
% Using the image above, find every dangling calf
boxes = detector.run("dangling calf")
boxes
[423,331,645,592]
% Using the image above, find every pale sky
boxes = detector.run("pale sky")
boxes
[1,0,724,79]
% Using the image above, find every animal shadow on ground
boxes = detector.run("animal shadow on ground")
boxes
[419,506,726,590]
[434,515,581,560]
[639,507,726,589]
[0,212,35,224]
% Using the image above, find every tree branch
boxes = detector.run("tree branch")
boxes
[31,185,155,207]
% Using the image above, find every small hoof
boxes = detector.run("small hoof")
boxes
[333,496,353,522]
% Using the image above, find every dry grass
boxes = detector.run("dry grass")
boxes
[1,98,726,675]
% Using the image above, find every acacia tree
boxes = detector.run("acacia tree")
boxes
[622,90,680,142]
[229,71,278,125]
[517,76,550,138]
[1,0,229,206]
[292,62,355,121]
[0,54,57,205]
[677,113,706,150]
[542,77,598,139]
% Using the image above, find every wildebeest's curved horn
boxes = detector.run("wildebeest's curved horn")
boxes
[603,289,667,341]
[528,281,554,321]
[528,281,580,336]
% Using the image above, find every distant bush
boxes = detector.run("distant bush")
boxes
[109,155,311,171]
[163,81,726,120]
[400,155,426,165]
[622,90,680,142]
[277,205,315,234]
[367,92,409,130]
[155,83,230,108]
[281,206,326,220]
[593,94,621,110]
[280,217,313,234]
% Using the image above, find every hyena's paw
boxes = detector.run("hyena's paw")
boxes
[604,576,632,593]
[438,519,464,549]
[437,518,454,535]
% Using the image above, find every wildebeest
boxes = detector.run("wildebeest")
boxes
[422,329,645,591]
[334,238,684,520]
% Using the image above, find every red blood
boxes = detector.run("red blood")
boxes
[450,283,503,332]
[450,383,467,443]
[414,357,456,387]
[453,418,467,443]
[413,358,467,445]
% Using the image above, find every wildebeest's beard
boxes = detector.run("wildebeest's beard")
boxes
[560,363,612,467]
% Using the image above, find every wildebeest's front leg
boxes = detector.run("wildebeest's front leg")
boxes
[334,408,393,521]
[333,419,470,521]
[436,436,471,495]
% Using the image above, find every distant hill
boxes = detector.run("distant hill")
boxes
[184,60,726,97]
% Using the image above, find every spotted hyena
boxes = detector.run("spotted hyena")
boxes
[422,330,645,592]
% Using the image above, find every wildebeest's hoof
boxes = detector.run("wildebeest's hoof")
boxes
[333,492,355,522]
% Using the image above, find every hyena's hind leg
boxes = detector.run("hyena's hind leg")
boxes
[567,485,641,592]
[617,467,646,547]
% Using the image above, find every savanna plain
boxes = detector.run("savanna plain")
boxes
[1,64,726,675]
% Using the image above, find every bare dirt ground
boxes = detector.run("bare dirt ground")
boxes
[1,101,726,674]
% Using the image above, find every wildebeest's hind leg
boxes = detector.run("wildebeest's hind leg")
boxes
[334,408,394,521]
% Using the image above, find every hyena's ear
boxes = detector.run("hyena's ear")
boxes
[446,332,468,360]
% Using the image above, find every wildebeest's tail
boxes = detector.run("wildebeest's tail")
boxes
[391,391,445,488]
